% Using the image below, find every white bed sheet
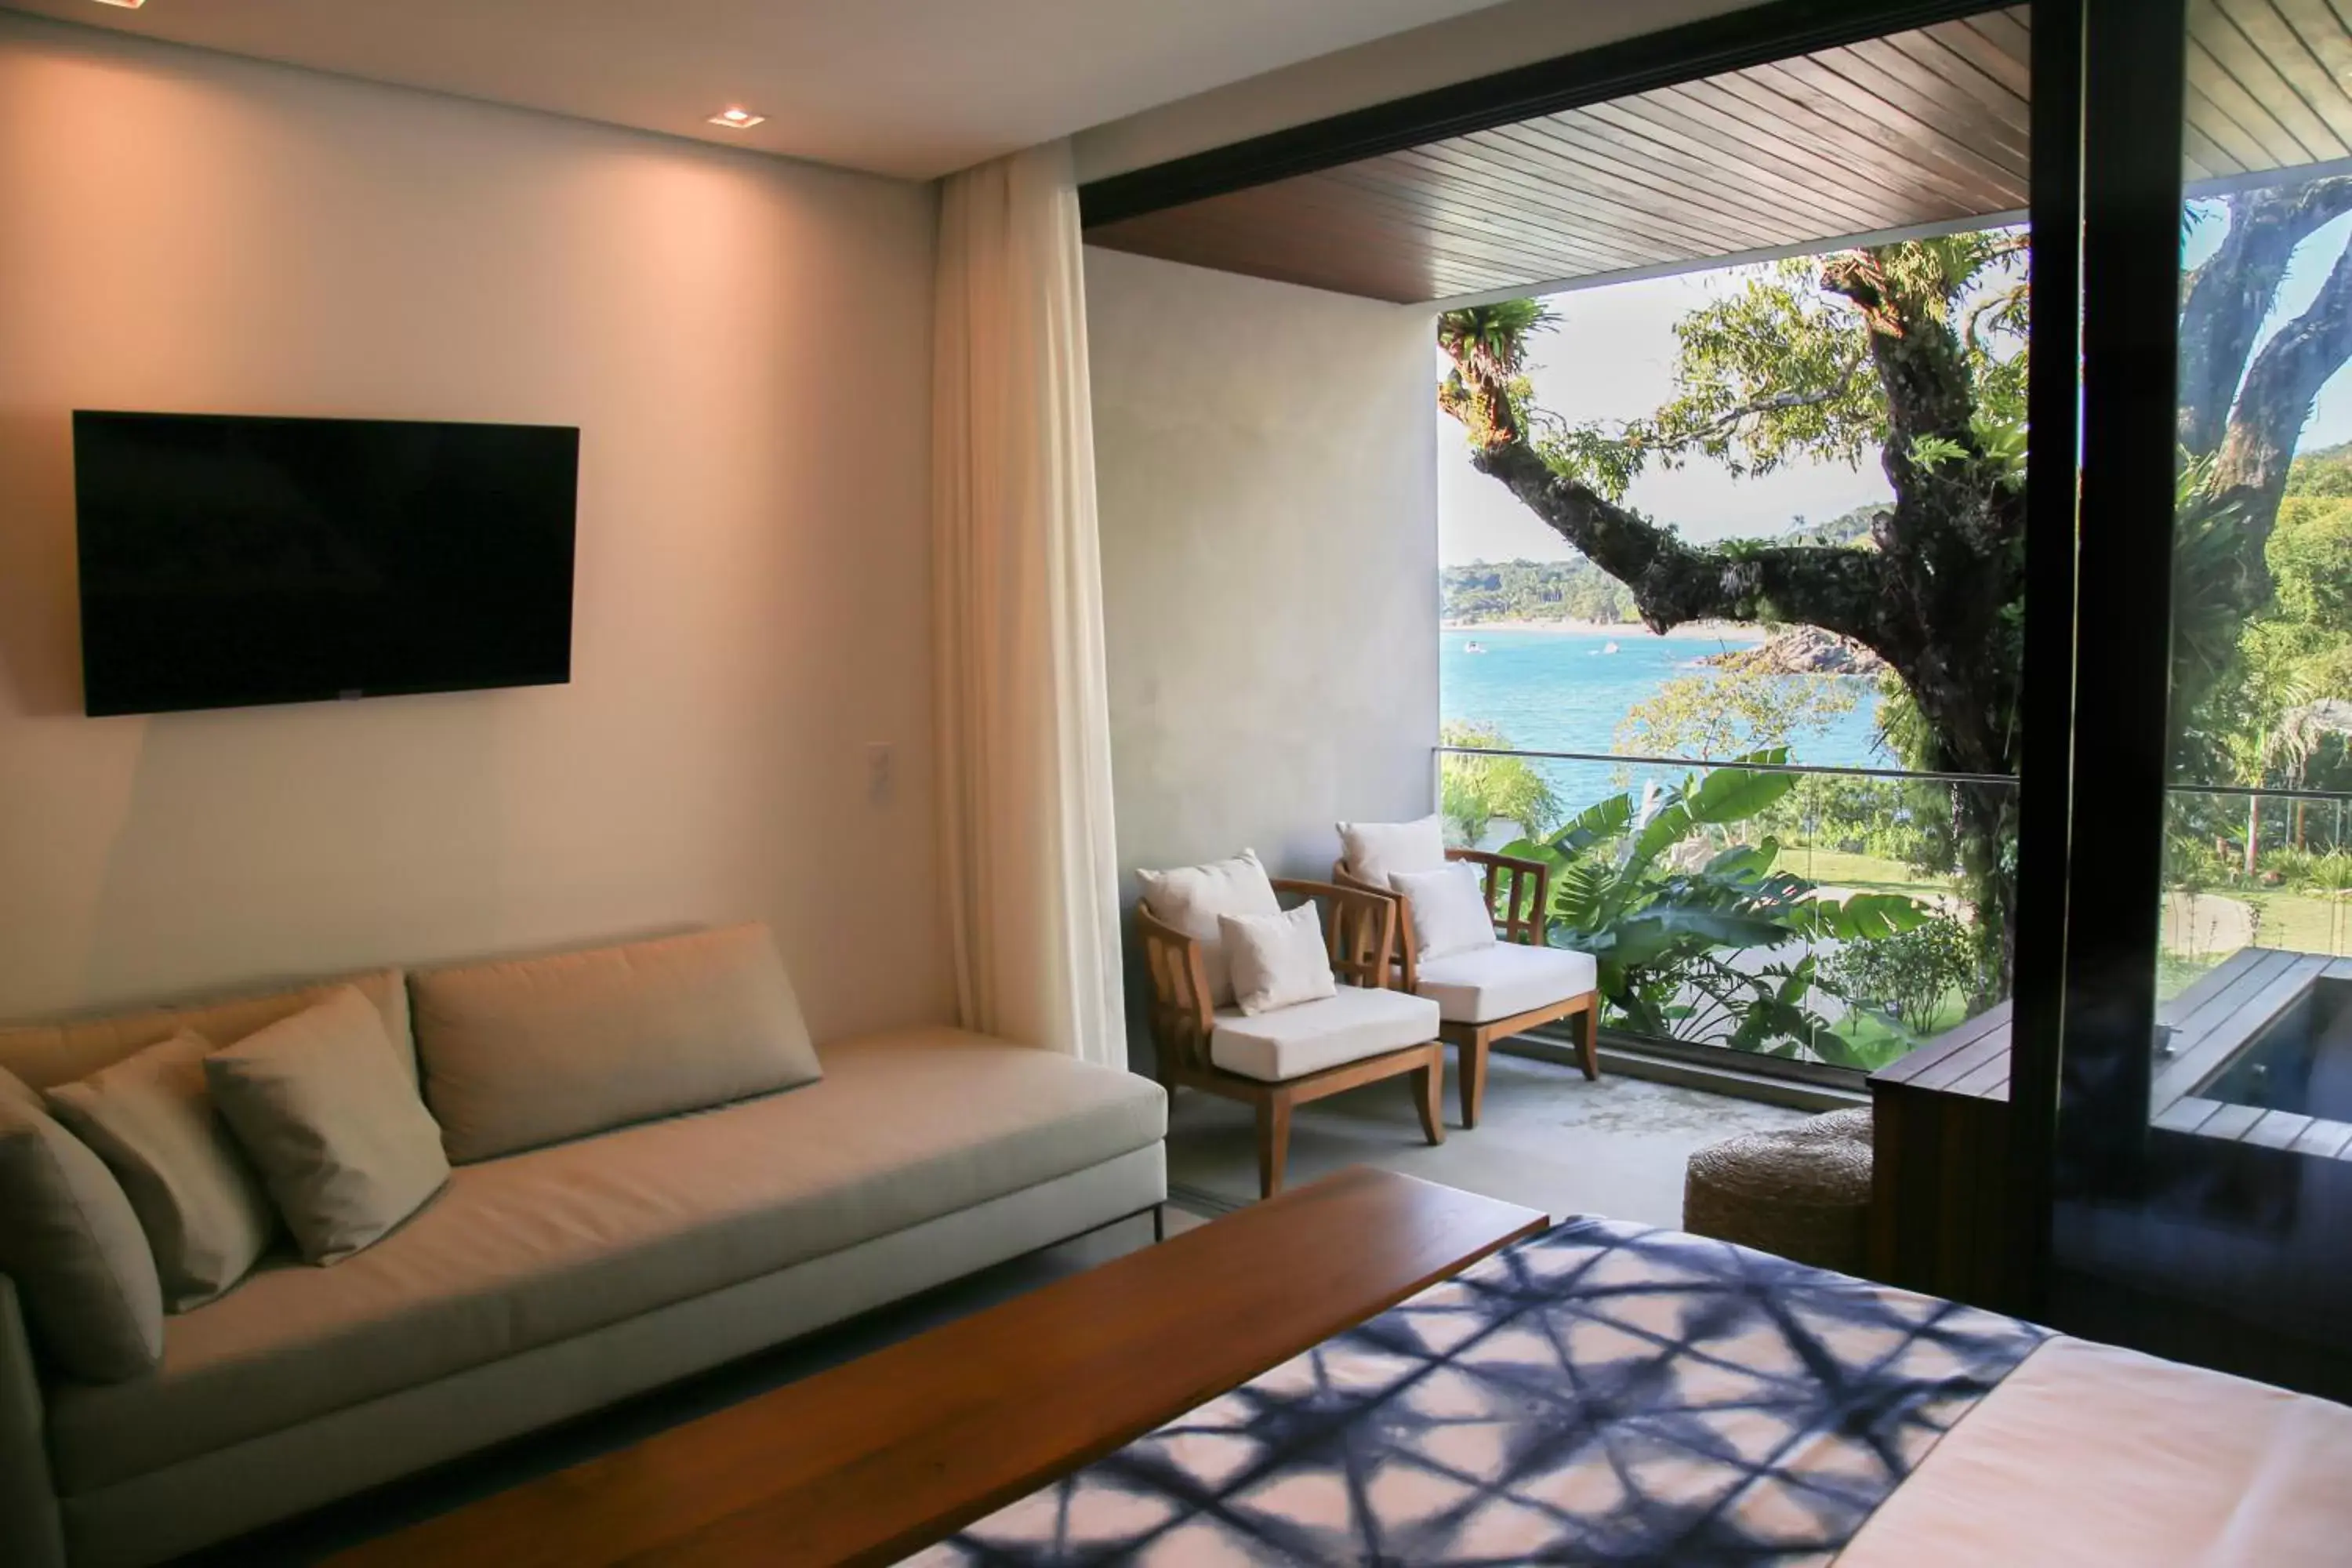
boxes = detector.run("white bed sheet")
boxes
[1840,1335,2352,1566]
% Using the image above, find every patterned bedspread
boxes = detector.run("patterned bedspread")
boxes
[912,1217,2050,1566]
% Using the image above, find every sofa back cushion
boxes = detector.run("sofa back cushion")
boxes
[0,970,414,1094]
[410,924,821,1163]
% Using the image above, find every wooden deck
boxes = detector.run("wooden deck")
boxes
[2147,949,2352,1155]
[1868,946,2352,1306]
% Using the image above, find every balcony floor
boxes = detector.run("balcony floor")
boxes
[1167,1047,1810,1230]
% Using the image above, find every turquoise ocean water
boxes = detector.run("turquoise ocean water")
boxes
[1438,626,1886,779]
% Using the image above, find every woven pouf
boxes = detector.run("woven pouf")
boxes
[1682,1106,1874,1273]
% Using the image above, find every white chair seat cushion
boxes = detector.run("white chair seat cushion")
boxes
[1415,944,1599,1025]
[1209,986,1441,1083]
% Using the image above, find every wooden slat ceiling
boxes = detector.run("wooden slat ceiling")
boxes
[1086,2,2352,306]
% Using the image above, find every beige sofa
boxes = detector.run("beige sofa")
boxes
[0,935,1167,1568]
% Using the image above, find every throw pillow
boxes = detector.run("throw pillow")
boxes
[1337,815,1446,889]
[1135,849,1281,1008]
[45,1031,278,1311]
[1391,862,1500,962]
[0,1091,165,1383]
[1219,904,1339,1016]
[205,987,450,1265]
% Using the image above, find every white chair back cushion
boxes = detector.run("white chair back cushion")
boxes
[1336,815,1446,887]
[1391,862,1499,962]
[1136,849,1280,1008]
[1219,905,1338,1016]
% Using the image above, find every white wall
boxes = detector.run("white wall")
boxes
[1085,245,1438,1000]
[0,16,953,1039]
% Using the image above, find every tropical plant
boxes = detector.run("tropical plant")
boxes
[1824,913,1979,1036]
[1500,753,1929,1067]
[1438,722,1562,845]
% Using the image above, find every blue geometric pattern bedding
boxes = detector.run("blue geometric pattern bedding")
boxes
[911,1217,2050,1566]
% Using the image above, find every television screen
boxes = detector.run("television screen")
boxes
[73,412,579,716]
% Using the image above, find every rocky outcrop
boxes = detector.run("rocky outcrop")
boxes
[1701,626,1888,677]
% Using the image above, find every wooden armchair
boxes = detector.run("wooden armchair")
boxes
[1138,878,1443,1198]
[1335,847,1601,1127]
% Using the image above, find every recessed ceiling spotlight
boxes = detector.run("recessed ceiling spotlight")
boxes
[90,0,148,8]
[707,107,765,131]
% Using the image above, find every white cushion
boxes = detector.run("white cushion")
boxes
[1136,849,1280,1008]
[1220,905,1337,1016]
[1209,985,1440,1082]
[1336,815,1445,887]
[1416,943,1599,1025]
[1391,862,1498,962]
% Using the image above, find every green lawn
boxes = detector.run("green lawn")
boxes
[2241,889,2350,955]
[1783,848,1956,898]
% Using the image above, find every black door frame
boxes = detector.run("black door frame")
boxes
[2046,0,2187,1215]
[2004,0,2085,1314]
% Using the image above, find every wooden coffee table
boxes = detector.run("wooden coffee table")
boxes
[335,1166,1546,1568]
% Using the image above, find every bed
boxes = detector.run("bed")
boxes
[910,1216,2352,1566]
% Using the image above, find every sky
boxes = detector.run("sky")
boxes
[1438,209,2352,566]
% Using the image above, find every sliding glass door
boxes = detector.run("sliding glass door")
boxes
[2050,0,2352,1398]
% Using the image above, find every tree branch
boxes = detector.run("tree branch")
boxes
[1818,251,1980,529]
[1469,437,1895,648]
[1662,362,1864,451]
[2180,178,2352,457]
[2216,230,2352,510]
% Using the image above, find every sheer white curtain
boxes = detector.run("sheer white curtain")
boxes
[931,139,1126,1068]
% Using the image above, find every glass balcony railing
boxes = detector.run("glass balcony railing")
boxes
[1439,748,2352,1076]
[2160,783,2352,998]
[1435,745,2019,1077]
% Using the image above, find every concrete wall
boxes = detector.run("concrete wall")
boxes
[0,16,952,1039]
[1084,246,1438,1054]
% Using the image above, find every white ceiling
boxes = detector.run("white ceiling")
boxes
[0,0,1510,180]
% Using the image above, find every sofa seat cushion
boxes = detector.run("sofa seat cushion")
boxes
[46,1028,1165,1494]
[1209,986,1440,1082]
[1415,944,1598,1025]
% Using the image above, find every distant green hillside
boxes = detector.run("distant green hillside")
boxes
[1444,504,1887,625]
[2288,441,2352,497]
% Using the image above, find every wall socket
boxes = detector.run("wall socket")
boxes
[866,742,894,805]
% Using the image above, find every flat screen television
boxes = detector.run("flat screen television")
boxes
[73,412,579,717]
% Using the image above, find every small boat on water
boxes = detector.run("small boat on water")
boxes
[1592,640,1620,655]
[1462,641,1487,654]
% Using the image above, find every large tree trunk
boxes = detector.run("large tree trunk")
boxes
[1443,194,2352,1017]
[2180,182,2352,458]
[1453,245,2029,991]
